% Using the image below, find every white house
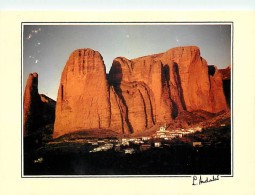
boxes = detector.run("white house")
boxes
[124,148,135,154]
[154,142,161,147]
[193,142,202,147]
[142,136,151,141]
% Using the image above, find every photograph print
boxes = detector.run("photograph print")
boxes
[22,23,232,176]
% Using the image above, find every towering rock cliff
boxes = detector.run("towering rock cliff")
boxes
[219,65,231,108]
[23,73,43,136]
[54,49,112,138]
[23,73,56,137]
[161,46,228,113]
[109,56,173,133]
[162,46,211,112]
[53,46,229,138]
[108,46,228,128]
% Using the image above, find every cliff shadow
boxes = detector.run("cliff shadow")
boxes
[173,62,186,111]
[163,64,178,119]
[223,79,231,109]
[208,65,231,109]
[208,66,216,76]
[163,62,187,118]
[108,61,134,134]
[108,60,123,84]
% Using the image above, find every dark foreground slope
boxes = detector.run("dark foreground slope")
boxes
[24,125,230,175]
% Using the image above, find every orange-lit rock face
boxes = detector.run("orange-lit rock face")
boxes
[162,46,212,112]
[112,81,156,133]
[109,46,228,123]
[209,66,229,112]
[109,55,173,131]
[23,73,42,136]
[53,49,112,138]
[53,46,229,138]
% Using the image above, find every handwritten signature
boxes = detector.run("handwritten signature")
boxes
[192,175,219,185]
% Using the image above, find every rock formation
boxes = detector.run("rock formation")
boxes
[40,94,56,128]
[23,73,42,136]
[108,46,228,131]
[208,65,228,112]
[219,65,231,80]
[53,49,112,138]
[219,65,231,108]
[23,73,56,137]
[53,46,229,138]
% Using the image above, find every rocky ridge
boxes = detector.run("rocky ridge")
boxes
[23,73,56,137]
[52,46,229,138]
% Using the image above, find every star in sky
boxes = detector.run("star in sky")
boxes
[175,36,179,43]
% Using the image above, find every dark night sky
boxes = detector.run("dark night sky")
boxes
[23,24,231,100]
